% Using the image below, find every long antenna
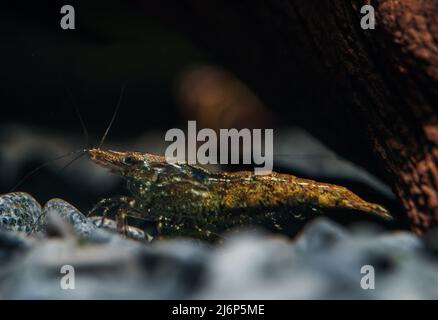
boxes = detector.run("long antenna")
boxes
[66,88,90,149]
[99,85,125,149]
[58,151,87,174]
[10,149,86,192]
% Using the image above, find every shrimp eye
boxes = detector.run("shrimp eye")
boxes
[123,155,137,165]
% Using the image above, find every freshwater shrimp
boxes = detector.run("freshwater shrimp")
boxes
[87,148,392,241]
[9,87,391,241]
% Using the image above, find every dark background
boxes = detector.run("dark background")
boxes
[2,0,209,135]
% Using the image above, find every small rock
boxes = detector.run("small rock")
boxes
[0,192,42,233]
[43,199,97,239]
[293,217,350,253]
[89,217,148,242]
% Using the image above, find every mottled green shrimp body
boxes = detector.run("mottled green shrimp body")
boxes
[87,149,391,241]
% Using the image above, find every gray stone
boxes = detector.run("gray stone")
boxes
[43,199,97,238]
[0,192,42,234]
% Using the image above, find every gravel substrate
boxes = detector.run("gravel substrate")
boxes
[0,192,437,299]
